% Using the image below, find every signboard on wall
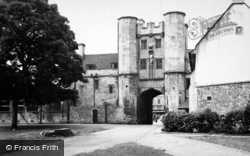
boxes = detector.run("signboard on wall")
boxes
[188,11,237,40]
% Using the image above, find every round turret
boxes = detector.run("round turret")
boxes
[163,11,186,72]
[163,11,187,112]
[118,16,138,74]
[117,16,139,120]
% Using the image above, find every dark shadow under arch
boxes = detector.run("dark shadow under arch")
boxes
[137,88,163,124]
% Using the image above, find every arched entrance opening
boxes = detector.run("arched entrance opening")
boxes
[137,88,163,124]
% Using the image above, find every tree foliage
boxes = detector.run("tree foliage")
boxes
[0,0,85,128]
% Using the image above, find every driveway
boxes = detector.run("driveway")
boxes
[64,124,250,156]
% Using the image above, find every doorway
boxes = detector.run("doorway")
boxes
[93,109,98,123]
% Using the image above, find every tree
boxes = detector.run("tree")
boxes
[0,0,85,129]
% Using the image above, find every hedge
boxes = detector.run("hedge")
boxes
[162,104,250,134]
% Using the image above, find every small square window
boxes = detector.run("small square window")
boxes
[207,96,212,101]
[111,63,118,69]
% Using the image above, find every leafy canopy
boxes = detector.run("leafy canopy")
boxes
[0,0,85,104]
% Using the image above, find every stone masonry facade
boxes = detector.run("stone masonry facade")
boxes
[197,82,250,114]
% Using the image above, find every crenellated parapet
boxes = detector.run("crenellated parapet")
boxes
[137,20,164,37]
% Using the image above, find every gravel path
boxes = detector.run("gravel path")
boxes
[64,124,250,156]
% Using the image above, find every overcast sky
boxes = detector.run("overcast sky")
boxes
[49,0,250,54]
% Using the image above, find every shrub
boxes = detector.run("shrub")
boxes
[195,108,220,133]
[243,103,250,131]
[224,108,248,134]
[161,106,249,134]
[213,115,226,133]
[162,111,188,132]
[183,113,199,132]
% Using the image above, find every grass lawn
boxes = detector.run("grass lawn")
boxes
[75,142,172,156]
[184,134,250,152]
[0,124,113,140]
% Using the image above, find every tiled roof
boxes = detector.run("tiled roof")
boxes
[83,53,118,70]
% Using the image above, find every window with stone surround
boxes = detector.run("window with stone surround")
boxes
[156,59,163,69]
[155,38,161,48]
[141,40,147,49]
[109,85,114,94]
[140,59,146,69]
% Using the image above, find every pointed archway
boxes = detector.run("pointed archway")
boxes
[137,88,163,124]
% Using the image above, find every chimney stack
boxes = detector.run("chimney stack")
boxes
[77,43,85,57]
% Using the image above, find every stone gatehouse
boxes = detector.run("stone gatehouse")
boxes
[72,11,191,124]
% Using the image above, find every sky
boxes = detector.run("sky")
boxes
[49,0,250,54]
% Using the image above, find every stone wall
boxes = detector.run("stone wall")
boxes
[197,82,250,114]
[69,103,128,123]
[189,70,198,113]
[118,75,139,123]
[165,73,186,111]
[70,75,120,123]
[0,104,69,124]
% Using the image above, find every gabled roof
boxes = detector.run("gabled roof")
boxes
[189,2,250,73]
[194,2,250,50]
[83,53,118,70]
